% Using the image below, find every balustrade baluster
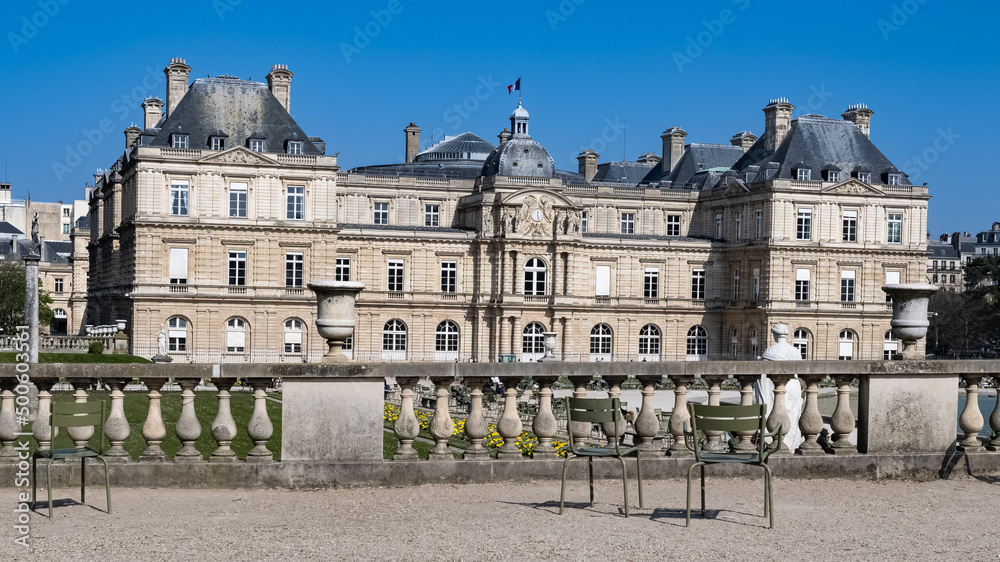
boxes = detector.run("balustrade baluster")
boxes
[211,378,238,462]
[104,379,131,460]
[174,378,204,461]
[462,377,489,459]
[531,376,558,458]
[67,380,93,449]
[428,377,456,460]
[990,382,1000,451]
[568,376,592,450]
[601,375,627,446]
[667,375,692,456]
[797,375,825,454]
[246,379,274,462]
[767,375,793,455]
[140,378,167,461]
[32,379,56,453]
[633,375,661,452]
[734,375,758,451]
[393,377,420,460]
[702,376,725,451]
[959,376,984,450]
[496,376,524,460]
[830,375,856,452]
[0,380,18,460]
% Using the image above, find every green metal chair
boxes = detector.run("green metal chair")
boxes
[32,400,112,518]
[559,397,643,517]
[684,403,780,528]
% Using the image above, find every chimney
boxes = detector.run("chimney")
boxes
[124,124,142,149]
[164,57,191,118]
[636,152,661,165]
[141,97,164,129]
[498,128,512,144]
[842,104,874,138]
[730,131,758,153]
[762,98,794,152]
[266,64,294,113]
[660,126,687,173]
[993,222,1000,232]
[577,150,599,182]
[404,123,421,163]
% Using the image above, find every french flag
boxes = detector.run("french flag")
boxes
[508,78,520,95]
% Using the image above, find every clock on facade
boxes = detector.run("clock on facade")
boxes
[531,209,543,222]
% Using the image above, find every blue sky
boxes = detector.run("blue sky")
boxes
[1,0,994,235]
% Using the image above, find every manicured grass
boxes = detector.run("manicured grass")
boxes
[382,431,436,459]
[0,352,152,363]
[36,390,281,461]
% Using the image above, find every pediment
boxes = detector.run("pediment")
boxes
[199,146,279,166]
[821,179,885,195]
[501,188,576,209]
[722,179,750,196]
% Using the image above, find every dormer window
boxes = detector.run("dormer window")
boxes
[825,170,840,182]
[171,134,189,149]
[887,173,901,186]
[856,171,871,183]
[286,141,303,155]
[249,139,265,153]
[211,136,226,151]
[796,168,812,181]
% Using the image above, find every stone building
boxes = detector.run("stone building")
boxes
[84,59,930,362]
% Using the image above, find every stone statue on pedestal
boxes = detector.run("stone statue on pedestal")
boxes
[30,212,40,256]
[755,323,804,452]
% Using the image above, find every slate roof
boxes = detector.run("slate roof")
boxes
[43,241,73,263]
[143,77,324,155]
[639,143,744,187]
[348,161,487,180]
[414,133,495,162]
[591,160,657,184]
[927,241,959,259]
[0,221,23,235]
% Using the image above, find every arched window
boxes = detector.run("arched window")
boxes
[750,328,759,357]
[793,329,810,360]
[523,258,547,296]
[283,319,303,354]
[382,319,407,361]
[53,308,67,319]
[590,324,613,362]
[839,330,855,360]
[435,320,460,361]
[730,327,739,357]
[686,325,707,361]
[883,330,897,360]
[638,324,661,362]
[167,316,188,352]
[522,322,546,362]
[226,317,247,353]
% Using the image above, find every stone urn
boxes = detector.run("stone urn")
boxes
[307,281,365,364]
[882,283,938,359]
[538,331,559,362]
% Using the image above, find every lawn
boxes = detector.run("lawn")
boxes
[0,353,151,363]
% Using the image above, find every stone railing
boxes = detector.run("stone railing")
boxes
[0,360,998,487]
[0,335,116,352]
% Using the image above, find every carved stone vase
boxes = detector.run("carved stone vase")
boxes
[307,281,365,363]
[882,283,938,359]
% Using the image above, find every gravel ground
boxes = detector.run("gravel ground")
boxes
[4,475,998,561]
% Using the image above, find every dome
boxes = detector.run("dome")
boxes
[480,136,556,178]
[511,103,530,120]
[413,132,495,162]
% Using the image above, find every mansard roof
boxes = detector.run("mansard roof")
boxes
[639,143,744,187]
[591,160,657,184]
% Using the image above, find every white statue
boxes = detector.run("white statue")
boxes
[156,323,167,356]
[754,324,804,453]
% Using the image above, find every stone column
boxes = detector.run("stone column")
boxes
[958,375,984,450]
[428,376,456,460]
[246,379,274,462]
[393,377,420,460]
[531,376,559,458]
[463,377,490,459]
[667,375,692,456]
[990,385,1000,451]
[496,376,524,459]
[602,375,628,446]
[734,374,758,451]
[633,374,661,452]
[32,379,56,453]
[700,375,725,451]
[140,378,167,461]
[174,378,204,462]
[211,378,238,462]
[0,379,18,460]
[567,375,591,449]
[767,374,793,455]
[796,374,825,455]
[67,380,93,449]
[24,254,39,364]
[498,317,508,361]
[104,379,132,461]
[830,375,856,452]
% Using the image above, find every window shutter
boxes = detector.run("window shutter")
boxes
[169,248,188,279]
[595,265,611,297]
[796,268,810,281]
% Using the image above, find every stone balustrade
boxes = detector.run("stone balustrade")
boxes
[0,360,998,487]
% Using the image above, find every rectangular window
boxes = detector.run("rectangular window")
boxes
[620,213,635,235]
[752,267,760,300]
[796,209,812,240]
[885,271,900,302]
[335,257,351,282]
[285,252,303,288]
[286,186,304,220]
[797,168,812,181]
[887,212,902,244]
[841,270,856,302]
[425,204,440,227]
[211,137,226,151]
[950,261,956,270]
[287,141,303,155]
[691,269,706,300]
[643,267,659,299]
[170,181,189,216]
[755,209,762,239]
[54,278,64,293]
[595,265,611,297]
[440,261,456,293]
[734,212,742,241]
[732,269,740,300]
[171,134,189,149]
[581,211,588,233]
[795,268,810,301]
[827,170,841,182]
[249,139,265,152]
[888,174,901,186]
[388,259,404,292]
[715,213,723,239]
[842,210,857,242]
[62,223,70,234]
[932,260,938,270]
[857,172,871,184]
[666,214,680,236]
[169,248,188,284]
[228,251,246,286]
[229,182,247,218]
[374,202,389,225]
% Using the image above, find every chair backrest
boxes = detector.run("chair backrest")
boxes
[686,403,767,460]
[565,397,623,454]
[50,400,107,453]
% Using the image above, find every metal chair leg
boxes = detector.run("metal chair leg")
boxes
[81,458,86,504]
[559,457,572,515]
[46,459,53,519]
[99,457,111,514]
[700,464,706,517]
[636,451,643,509]
[31,456,37,510]
[618,457,629,517]
[588,457,594,507]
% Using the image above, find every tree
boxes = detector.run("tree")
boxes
[0,261,54,336]
[929,255,1000,356]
